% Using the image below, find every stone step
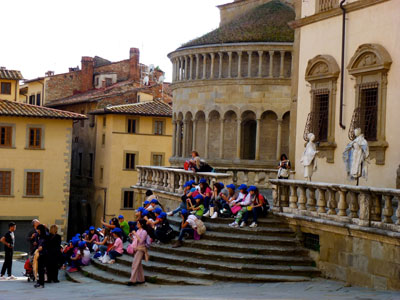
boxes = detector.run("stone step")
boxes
[168,218,295,237]
[81,265,130,285]
[201,230,300,246]
[90,257,214,285]
[149,243,314,266]
[177,238,308,256]
[116,253,320,277]
[201,215,288,227]
[64,269,100,284]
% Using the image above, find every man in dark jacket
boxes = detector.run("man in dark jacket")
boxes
[26,219,40,258]
[0,222,16,280]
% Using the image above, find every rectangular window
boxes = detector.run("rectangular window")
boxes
[105,78,113,87]
[313,91,329,142]
[123,190,134,209]
[36,93,41,106]
[88,153,94,178]
[360,86,378,141]
[101,133,105,146]
[152,154,163,166]
[0,126,12,147]
[78,153,83,176]
[0,171,11,195]
[28,128,42,149]
[127,119,136,134]
[154,120,164,135]
[125,153,136,170]
[1,82,11,95]
[26,172,40,196]
[29,95,35,105]
[103,116,106,127]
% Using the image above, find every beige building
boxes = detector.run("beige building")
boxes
[0,68,23,102]
[168,0,295,171]
[0,99,85,250]
[292,0,400,188]
[90,100,172,225]
[19,77,46,106]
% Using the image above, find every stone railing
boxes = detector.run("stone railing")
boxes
[270,179,400,233]
[135,166,232,195]
[317,0,340,12]
[168,43,293,84]
[215,167,294,189]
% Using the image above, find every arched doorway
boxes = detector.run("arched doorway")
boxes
[241,111,257,160]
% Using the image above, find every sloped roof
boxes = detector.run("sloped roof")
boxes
[180,0,294,49]
[0,99,86,120]
[90,99,172,117]
[0,69,24,80]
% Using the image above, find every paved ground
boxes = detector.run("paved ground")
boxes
[0,260,399,300]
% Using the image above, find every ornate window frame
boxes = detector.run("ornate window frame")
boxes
[347,44,392,165]
[305,55,340,163]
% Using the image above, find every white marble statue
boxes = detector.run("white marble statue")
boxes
[300,133,318,181]
[343,128,369,182]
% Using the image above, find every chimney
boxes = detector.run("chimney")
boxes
[81,56,94,93]
[129,48,140,82]
[45,71,54,77]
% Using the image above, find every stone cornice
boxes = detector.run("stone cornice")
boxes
[289,0,389,29]
[170,77,291,91]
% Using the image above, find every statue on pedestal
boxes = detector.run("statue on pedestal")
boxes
[300,133,318,181]
[343,128,369,184]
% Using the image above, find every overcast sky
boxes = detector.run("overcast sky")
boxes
[1,0,229,82]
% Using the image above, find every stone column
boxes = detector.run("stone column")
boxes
[175,121,181,157]
[182,120,188,157]
[205,118,210,158]
[218,52,223,79]
[195,54,200,80]
[280,51,285,78]
[210,53,215,79]
[236,118,242,159]
[172,120,177,156]
[184,56,188,80]
[179,57,184,81]
[269,51,274,78]
[247,51,252,77]
[219,118,225,159]
[237,51,242,78]
[172,59,176,82]
[276,119,282,160]
[189,55,193,80]
[192,119,197,151]
[227,51,232,78]
[255,118,261,160]
[202,54,207,80]
[258,51,263,78]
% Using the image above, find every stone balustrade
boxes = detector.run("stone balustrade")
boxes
[168,43,293,84]
[134,166,232,196]
[214,167,294,189]
[270,179,400,233]
[317,0,340,12]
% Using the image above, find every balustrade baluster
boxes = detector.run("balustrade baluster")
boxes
[289,185,298,208]
[169,172,175,193]
[382,194,394,223]
[370,193,382,222]
[136,167,142,186]
[349,191,359,218]
[272,185,278,208]
[163,171,168,190]
[317,188,326,213]
[243,171,249,186]
[298,186,307,210]
[254,172,260,186]
[396,198,400,225]
[177,173,184,194]
[338,189,348,216]
[308,187,317,211]
[359,192,372,227]
[327,188,337,215]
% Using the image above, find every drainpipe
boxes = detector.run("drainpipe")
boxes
[339,0,347,130]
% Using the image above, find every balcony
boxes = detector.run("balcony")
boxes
[317,0,340,13]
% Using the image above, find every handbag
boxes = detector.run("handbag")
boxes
[278,167,289,178]
[231,205,242,214]
[127,238,138,255]
[194,218,206,235]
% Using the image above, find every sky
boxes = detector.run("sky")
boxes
[0,0,229,82]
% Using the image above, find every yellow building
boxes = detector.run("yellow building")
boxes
[292,0,400,188]
[19,77,46,106]
[0,99,85,250]
[91,100,172,224]
[0,68,23,102]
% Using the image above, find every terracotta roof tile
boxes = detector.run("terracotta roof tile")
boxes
[0,69,24,80]
[0,99,86,120]
[90,100,172,117]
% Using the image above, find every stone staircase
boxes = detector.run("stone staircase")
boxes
[73,215,320,285]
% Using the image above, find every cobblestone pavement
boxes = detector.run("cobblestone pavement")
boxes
[0,260,399,300]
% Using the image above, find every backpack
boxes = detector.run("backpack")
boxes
[194,218,206,235]
[258,194,270,216]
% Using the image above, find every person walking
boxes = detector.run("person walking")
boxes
[0,222,16,280]
[128,219,149,286]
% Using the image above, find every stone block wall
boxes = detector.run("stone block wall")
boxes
[45,72,82,102]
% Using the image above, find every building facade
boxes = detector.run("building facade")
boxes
[90,100,172,225]
[0,99,85,250]
[0,68,23,102]
[168,0,295,172]
[292,0,400,188]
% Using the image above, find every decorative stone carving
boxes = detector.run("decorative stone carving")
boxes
[305,54,340,82]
